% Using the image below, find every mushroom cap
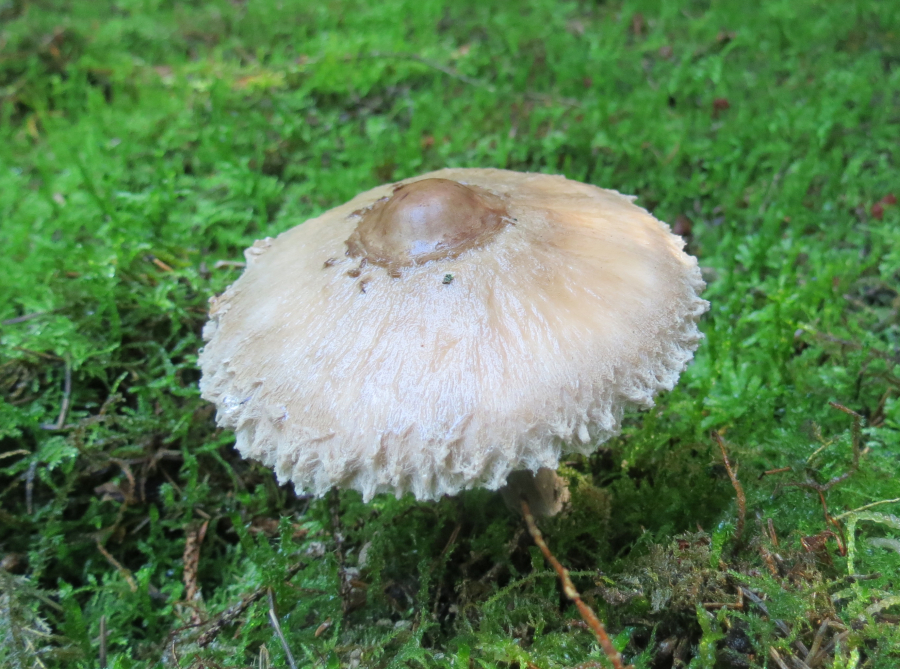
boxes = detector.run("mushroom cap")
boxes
[199,168,708,502]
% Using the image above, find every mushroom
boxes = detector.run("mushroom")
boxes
[199,168,708,509]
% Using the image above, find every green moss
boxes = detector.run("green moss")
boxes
[1,0,899,666]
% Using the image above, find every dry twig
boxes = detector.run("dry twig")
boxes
[821,402,862,489]
[183,520,209,624]
[213,260,246,269]
[0,449,29,460]
[95,539,138,592]
[768,647,790,669]
[767,518,780,547]
[430,522,462,617]
[805,619,831,663]
[40,357,72,430]
[267,588,298,669]
[781,403,864,556]
[713,431,746,546]
[293,50,583,108]
[366,50,488,89]
[1,311,47,325]
[759,466,791,479]
[328,487,353,612]
[197,560,306,647]
[148,255,174,272]
[834,498,900,521]
[521,499,629,669]
[740,587,811,658]
[99,615,108,669]
[25,460,36,515]
[810,330,900,365]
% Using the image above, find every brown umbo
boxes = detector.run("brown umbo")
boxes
[345,178,510,269]
[199,168,708,503]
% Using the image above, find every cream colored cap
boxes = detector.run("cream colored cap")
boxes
[199,168,708,502]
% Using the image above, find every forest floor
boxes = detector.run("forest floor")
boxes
[1,1,899,667]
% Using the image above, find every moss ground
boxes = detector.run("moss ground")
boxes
[1,1,899,667]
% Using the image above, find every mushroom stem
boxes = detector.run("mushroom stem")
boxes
[500,468,570,517]
[329,487,353,613]
[521,499,631,669]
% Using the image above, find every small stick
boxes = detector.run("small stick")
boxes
[779,403,865,557]
[431,522,462,617]
[521,499,629,669]
[820,402,861,490]
[741,587,809,657]
[713,432,746,546]
[267,588,298,669]
[25,460,36,514]
[759,545,780,578]
[702,601,743,610]
[759,467,791,479]
[197,560,306,647]
[0,449,29,460]
[99,615,108,668]
[811,630,849,666]
[834,498,900,520]
[41,358,72,430]
[366,50,490,89]
[149,256,174,272]
[817,491,846,555]
[259,645,271,669]
[806,619,830,663]
[789,652,813,669]
[329,488,352,612]
[314,618,333,638]
[13,346,61,360]
[811,330,900,364]
[354,51,582,108]
[768,647,790,669]
[108,458,138,503]
[1,311,47,325]
[95,540,138,592]
[183,520,209,624]
[782,481,847,556]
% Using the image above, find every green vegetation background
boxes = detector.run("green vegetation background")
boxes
[1,0,898,667]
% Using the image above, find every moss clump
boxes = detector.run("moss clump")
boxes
[2,0,899,666]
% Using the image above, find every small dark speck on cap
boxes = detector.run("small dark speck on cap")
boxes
[442,274,454,285]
